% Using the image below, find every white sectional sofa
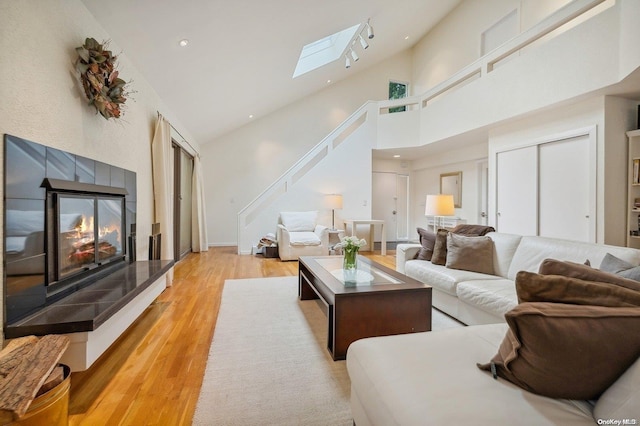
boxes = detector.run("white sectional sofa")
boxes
[347,233,640,425]
[396,232,640,325]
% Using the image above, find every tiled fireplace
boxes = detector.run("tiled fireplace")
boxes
[3,134,137,324]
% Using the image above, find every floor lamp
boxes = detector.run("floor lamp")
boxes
[325,194,343,230]
[425,194,455,232]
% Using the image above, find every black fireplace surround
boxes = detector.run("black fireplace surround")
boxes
[3,135,140,325]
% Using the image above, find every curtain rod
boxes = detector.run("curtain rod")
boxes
[157,111,200,157]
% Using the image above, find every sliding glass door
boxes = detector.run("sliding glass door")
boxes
[173,143,194,260]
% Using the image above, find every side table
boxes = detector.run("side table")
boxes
[342,219,386,255]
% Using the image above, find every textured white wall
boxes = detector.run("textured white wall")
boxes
[0,1,199,332]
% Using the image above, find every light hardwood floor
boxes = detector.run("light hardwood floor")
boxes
[68,247,395,425]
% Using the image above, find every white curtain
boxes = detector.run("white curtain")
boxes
[191,155,209,252]
[151,114,174,286]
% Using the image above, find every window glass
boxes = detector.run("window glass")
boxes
[389,81,408,113]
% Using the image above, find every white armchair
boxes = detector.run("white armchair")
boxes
[276,211,329,261]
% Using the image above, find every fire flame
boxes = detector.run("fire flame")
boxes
[73,215,120,244]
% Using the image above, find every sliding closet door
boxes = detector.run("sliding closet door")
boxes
[495,130,595,242]
[538,135,592,242]
[496,146,537,235]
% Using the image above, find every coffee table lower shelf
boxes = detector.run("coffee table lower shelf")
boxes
[298,256,432,361]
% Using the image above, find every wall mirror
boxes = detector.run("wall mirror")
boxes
[440,171,462,208]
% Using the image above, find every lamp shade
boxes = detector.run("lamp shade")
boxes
[425,194,455,216]
[325,194,343,209]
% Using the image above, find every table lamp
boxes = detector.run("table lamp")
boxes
[325,194,343,230]
[425,194,455,232]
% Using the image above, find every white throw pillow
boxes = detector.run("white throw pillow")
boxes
[594,356,640,421]
[280,211,317,232]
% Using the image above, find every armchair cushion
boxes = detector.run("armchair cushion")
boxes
[280,211,318,232]
[289,231,322,246]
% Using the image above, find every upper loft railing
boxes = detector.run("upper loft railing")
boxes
[236,0,612,254]
[376,0,608,114]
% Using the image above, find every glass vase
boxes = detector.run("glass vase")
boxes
[343,246,359,271]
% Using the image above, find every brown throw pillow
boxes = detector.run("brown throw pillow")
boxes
[478,302,640,400]
[539,258,640,292]
[445,233,494,275]
[430,229,448,265]
[414,227,436,261]
[515,271,640,306]
[450,224,495,236]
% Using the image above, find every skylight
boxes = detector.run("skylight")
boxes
[293,24,361,78]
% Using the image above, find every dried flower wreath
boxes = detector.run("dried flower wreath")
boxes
[75,38,131,119]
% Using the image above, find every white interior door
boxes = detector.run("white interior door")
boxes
[478,161,489,225]
[396,175,409,240]
[496,146,538,235]
[538,135,592,242]
[372,172,409,242]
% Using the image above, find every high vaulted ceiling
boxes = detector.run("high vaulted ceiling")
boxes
[81,0,461,145]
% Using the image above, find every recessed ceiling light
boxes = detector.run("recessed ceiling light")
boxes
[179,39,189,47]
[327,79,331,84]
[249,114,254,119]
[393,154,401,158]
[404,36,410,40]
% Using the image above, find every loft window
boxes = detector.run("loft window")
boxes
[389,80,408,113]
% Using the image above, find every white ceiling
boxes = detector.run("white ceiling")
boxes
[81,0,461,145]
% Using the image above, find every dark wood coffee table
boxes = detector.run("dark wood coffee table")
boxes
[298,255,432,360]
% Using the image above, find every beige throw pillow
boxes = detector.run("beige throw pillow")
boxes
[445,233,494,275]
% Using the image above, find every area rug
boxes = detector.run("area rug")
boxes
[192,276,462,425]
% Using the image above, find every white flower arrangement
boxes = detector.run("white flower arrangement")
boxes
[336,235,366,250]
